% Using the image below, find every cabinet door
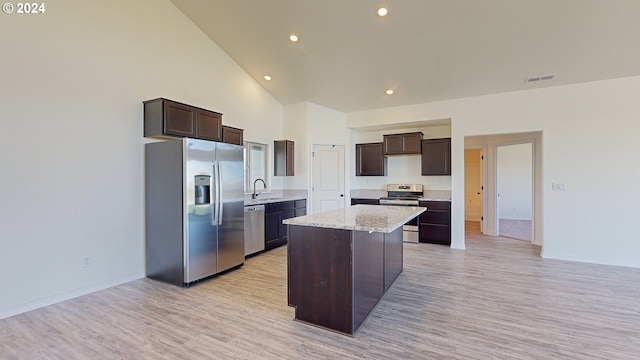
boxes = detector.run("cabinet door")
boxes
[383,134,404,155]
[274,140,294,176]
[294,199,307,217]
[383,132,423,155]
[419,224,451,245]
[280,209,295,244]
[356,143,385,176]
[222,126,243,145]
[196,110,222,142]
[286,141,294,176]
[265,212,280,245]
[421,138,451,175]
[164,101,196,137]
[403,133,423,154]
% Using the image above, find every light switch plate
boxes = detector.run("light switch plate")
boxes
[552,182,567,191]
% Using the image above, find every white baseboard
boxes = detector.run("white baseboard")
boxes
[0,272,144,320]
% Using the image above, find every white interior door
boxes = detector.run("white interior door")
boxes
[312,144,345,213]
[465,149,483,222]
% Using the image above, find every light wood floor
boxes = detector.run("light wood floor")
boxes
[2,234,640,359]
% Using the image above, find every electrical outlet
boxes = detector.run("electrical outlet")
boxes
[83,256,93,268]
[552,182,567,191]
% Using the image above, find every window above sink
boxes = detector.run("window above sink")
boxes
[244,141,268,193]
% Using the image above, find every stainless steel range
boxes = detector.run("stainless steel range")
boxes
[379,184,423,243]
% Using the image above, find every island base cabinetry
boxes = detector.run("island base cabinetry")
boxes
[287,225,403,336]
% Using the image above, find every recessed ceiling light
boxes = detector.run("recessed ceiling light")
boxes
[289,34,299,42]
[377,7,388,17]
[386,89,394,95]
[264,75,272,81]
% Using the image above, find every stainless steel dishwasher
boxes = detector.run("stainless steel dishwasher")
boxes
[244,205,265,256]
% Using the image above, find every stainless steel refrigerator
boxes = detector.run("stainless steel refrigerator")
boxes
[145,138,244,286]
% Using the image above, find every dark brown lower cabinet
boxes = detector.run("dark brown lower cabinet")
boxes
[264,199,306,251]
[418,200,451,245]
[287,225,403,336]
[294,199,307,217]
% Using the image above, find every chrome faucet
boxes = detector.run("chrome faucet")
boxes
[252,178,266,199]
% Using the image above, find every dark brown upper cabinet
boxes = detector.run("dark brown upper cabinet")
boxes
[143,98,222,142]
[383,132,423,155]
[421,138,451,176]
[274,140,294,176]
[222,125,243,146]
[356,142,386,176]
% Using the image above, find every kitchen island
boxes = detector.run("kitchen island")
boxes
[284,204,425,336]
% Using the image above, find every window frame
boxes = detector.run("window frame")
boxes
[243,141,269,193]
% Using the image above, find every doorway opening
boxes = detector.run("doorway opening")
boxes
[464,131,542,248]
[497,143,533,242]
[464,148,484,235]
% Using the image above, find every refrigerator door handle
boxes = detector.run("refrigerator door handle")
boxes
[216,161,223,225]
[211,163,218,225]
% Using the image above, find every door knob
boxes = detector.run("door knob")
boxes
[340,194,344,197]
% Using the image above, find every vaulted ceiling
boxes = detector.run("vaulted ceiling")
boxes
[171,0,640,113]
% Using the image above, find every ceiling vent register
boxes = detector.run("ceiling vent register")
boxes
[526,74,555,83]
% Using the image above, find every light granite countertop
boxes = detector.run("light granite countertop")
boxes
[283,204,425,233]
[244,189,307,206]
[244,195,306,206]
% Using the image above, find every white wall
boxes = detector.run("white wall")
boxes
[282,103,308,190]
[0,0,283,318]
[348,77,640,267]
[497,143,533,220]
[282,102,348,192]
[350,125,452,191]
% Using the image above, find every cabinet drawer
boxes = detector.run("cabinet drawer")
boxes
[419,224,450,245]
[418,201,450,211]
[294,199,307,209]
[351,198,380,205]
[420,210,449,225]
[265,201,294,213]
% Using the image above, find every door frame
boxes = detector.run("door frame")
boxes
[464,131,542,248]
[464,146,487,232]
